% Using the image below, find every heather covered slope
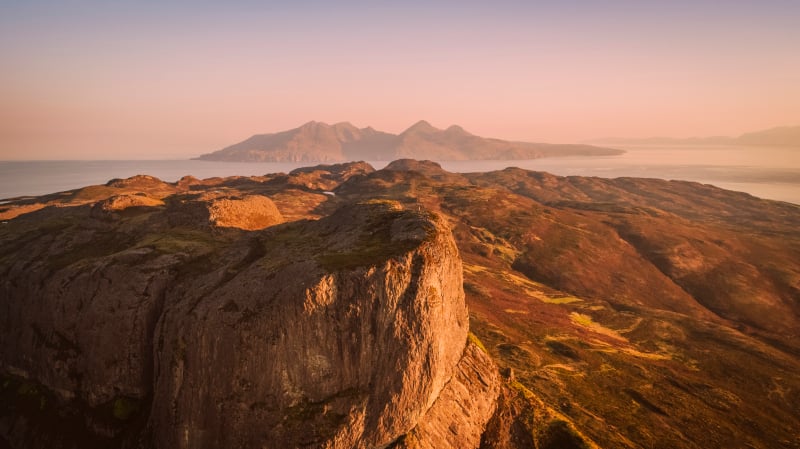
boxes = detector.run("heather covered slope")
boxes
[331,160,800,448]
[2,160,800,448]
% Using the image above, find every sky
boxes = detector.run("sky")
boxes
[1,0,799,160]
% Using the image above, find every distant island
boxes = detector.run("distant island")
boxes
[590,125,800,146]
[195,120,625,162]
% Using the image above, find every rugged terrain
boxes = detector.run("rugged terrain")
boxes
[195,121,624,162]
[2,160,800,448]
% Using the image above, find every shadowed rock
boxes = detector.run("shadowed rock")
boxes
[3,159,800,449]
[0,198,499,449]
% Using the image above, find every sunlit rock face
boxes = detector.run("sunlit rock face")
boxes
[0,192,498,449]
[148,201,473,448]
[4,159,800,449]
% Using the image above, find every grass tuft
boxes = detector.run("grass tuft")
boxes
[467,332,488,353]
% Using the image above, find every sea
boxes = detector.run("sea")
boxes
[1,145,799,205]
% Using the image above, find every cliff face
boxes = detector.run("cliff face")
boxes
[392,342,500,449]
[0,196,499,448]
[148,202,474,448]
[3,159,800,448]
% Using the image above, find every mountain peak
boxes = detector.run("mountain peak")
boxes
[445,124,471,136]
[404,120,439,134]
[332,121,357,130]
[298,120,330,130]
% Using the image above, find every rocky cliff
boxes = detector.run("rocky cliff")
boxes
[2,160,800,448]
[0,194,499,448]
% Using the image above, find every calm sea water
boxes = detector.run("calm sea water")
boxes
[1,145,799,204]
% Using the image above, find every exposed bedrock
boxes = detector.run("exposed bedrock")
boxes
[0,199,500,448]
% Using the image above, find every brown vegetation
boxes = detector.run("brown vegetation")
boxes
[2,161,799,448]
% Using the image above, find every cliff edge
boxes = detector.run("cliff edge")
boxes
[5,160,798,448]
[0,198,499,448]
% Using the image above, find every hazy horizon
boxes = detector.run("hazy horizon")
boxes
[2,0,799,160]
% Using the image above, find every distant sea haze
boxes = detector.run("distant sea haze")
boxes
[1,145,799,205]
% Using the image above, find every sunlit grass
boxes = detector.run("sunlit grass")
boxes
[570,312,626,341]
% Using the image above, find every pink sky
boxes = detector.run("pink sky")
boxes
[1,1,799,159]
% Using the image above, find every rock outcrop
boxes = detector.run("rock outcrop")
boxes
[163,192,285,230]
[4,160,800,448]
[392,342,500,449]
[0,196,500,448]
[91,193,166,219]
[206,194,284,230]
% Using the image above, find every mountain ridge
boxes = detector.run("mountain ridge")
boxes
[196,121,624,162]
[591,125,800,146]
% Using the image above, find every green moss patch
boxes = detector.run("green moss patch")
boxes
[112,396,141,421]
[317,210,430,271]
[467,332,488,353]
